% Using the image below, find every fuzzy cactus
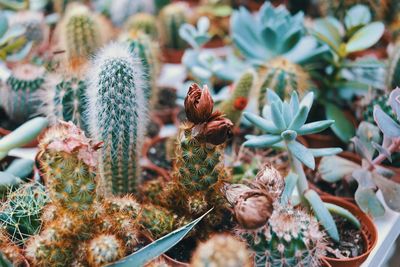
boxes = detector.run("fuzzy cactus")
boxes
[38,73,88,131]
[1,64,45,125]
[61,4,101,70]
[86,234,125,267]
[159,2,188,50]
[124,13,158,40]
[218,70,254,125]
[0,182,48,246]
[87,43,148,195]
[257,58,311,114]
[191,234,252,267]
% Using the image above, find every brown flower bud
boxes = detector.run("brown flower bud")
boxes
[184,84,213,124]
[234,190,273,229]
[197,111,233,145]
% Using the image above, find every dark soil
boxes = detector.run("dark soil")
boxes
[0,107,18,131]
[146,120,161,138]
[141,167,161,182]
[165,237,197,263]
[147,139,172,170]
[326,215,365,259]
[155,87,177,110]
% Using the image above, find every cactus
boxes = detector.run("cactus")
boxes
[243,204,327,267]
[124,13,158,40]
[1,64,45,125]
[0,182,48,245]
[363,94,397,124]
[87,42,148,195]
[38,73,88,131]
[257,58,311,114]
[159,2,188,50]
[0,232,26,266]
[191,234,252,267]
[86,234,125,267]
[107,0,155,27]
[61,4,101,70]
[218,70,254,125]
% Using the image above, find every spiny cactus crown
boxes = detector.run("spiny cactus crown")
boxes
[87,42,148,195]
[87,234,125,267]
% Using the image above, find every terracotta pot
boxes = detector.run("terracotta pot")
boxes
[320,196,378,267]
[162,47,185,64]
[0,127,39,148]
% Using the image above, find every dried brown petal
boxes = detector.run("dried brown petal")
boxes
[197,112,233,145]
[184,84,214,124]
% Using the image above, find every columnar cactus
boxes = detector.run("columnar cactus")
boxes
[124,13,158,40]
[257,57,311,114]
[0,182,48,245]
[218,70,254,125]
[38,74,88,131]
[1,64,45,124]
[87,42,148,195]
[159,2,188,50]
[191,234,252,267]
[61,4,101,70]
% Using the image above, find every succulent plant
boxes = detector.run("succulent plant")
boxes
[159,2,188,50]
[243,89,352,241]
[0,182,48,245]
[218,70,254,125]
[9,11,48,48]
[319,88,400,217]
[87,42,148,195]
[311,4,385,142]
[191,233,252,267]
[1,64,45,125]
[124,13,158,40]
[60,4,102,70]
[37,73,88,132]
[319,0,384,22]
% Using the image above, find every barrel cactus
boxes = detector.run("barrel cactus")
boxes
[159,2,188,50]
[124,13,158,40]
[86,234,125,267]
[87,42,148,195]
[1,64,45,125]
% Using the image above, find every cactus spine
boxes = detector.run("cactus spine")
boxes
[61,4,101,70]
[87,43,148,195]
[1,64,45,125]
[159,2,188,49]
[86,234,125,267]
[124,13,158,40]
[257,57,311,114]
[218,71,254,125]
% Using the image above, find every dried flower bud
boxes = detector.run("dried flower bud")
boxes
[234,190,273,229]
[254,164,284,200]
[197,111,233,145]
[184,84,214,124]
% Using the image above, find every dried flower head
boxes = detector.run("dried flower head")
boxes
[254,163,284,199]
[195,111,233,145]
[184,83,213,124]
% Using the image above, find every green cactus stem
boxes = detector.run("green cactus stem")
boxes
[124,13,158,40]
[159,2,188,50]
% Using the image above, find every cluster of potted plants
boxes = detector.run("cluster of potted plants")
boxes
[1,0,400,266]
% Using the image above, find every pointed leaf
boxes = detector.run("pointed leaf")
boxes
[289,91,299,115]
[352,137,373,162]
[325,102,355,143]
[374,106,400,138]
[242,112,280,134]
[319,156,360,183]
[297,120,334,135]
[243,135,282,148]
[107,209,212,267]
[346,22,384,53]
[310,147,342,157]
[372,173,400,212]
[287,140,315,169]
[299,91,314,111]
[281,172,298,205]
[288,105,308,131]
[271,101,286,130]
[267,88,283,105]
[324,203,361,229]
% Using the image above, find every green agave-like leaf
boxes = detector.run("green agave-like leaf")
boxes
[374,106,400,138]
[271,101,286,130]
[324,203,361,229]
[0,14,8,38]
[287,140,315,169]
[319,156,360,183]
[0,117,48,160]
[309,147,342,158]
[344,4,371,30]
[325,102,355,143]
[280,171,298,205]
[346,22,384,54]
[243,134,282,148]
[297,120,334,135]
[372,173,400,212]
[305,189,340,242]
[243,112,280,134]
[107,209,212,267]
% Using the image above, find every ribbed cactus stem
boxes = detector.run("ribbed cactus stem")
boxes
[159,3,188,49]
[258,57,310,114]
[62,5,101,70]
[87,43,148,195]
[218,71,254,125]
[1,64,45,124]
[124,13,158,39]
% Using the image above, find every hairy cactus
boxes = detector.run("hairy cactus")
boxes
[87,43,148,195]
[1,64,45,125]
[124,13,158,40]
[61,4,101,70]
[37,121,100,213]
[0,182,48,245]
[218,70,254,125]
[191,234,252,267]
[159,2,188,49]
[38,73,88,131]
[257,57,311,114]
[241,205,327,267]
[86,234,125,267]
